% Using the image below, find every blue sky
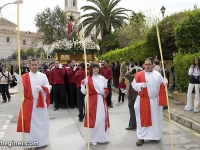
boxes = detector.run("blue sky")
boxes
[0,0,200,32]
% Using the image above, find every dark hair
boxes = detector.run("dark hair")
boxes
[79,63,85,69]
[2,65,6,68]
[29,58,37,64]
[103,59,109,63]
[134,62,138,66]
[89,63,100,76]
[145,57,153,64]
[132,68,137,74]
[193,56,200,67]
[154,60,160,65]
[121,78,125,82]
[115,61,119,65]
[130,58,133,61]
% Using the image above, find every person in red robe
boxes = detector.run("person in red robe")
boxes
[16,58,51,149]
[132,57,168,146]
[81,63,110,146]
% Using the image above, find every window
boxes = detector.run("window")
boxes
[91,36,95,41]
[23,40,26,45]
[73,0,76,7]
[6,37,10,43]
[35,44,37,47]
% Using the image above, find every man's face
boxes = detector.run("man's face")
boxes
[55,61,59,68]
[29,61,38,73]
[120,59,123,63]
[102,60,108,67]
[2,67,6,72]
[144,60,153,72]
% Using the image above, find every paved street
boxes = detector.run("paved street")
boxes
[0,93,200,150]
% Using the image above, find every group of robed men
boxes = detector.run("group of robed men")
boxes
[16,57,168,149]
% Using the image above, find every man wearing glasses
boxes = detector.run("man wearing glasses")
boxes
[131,57,168,146]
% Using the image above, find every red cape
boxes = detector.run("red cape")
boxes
[84,76,110,131]
[17,73,50,133]
[134,71,167,127]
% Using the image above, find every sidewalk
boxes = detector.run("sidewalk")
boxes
[9,87,18,95]
[112,86,200,133]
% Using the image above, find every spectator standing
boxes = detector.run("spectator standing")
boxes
[184,56,200,113]
[0,65,11,103]
[75,63,86,122]
[120,58,127,77]
[101,59,113,108]
[118,78,126,102]
[169,51,177,90]
[113,61,120,88]
[153,60,162,73]
[128,58,134,71]
[50,60,66,110]
[67,60,78,109]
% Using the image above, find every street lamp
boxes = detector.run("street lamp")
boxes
[0,0,23,16]
[160,6,166,20]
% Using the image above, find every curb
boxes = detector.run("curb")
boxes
[163,109,200,133]
[10,92,18,95]
[111,86,200,133]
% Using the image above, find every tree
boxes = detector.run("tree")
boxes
[175,6,200,54]
[11,52,17,60]
[116,11,146,48]
[80,0,129,53]
[34,6,67,45]
[36,47,46,58]
[26,47,35,57]
[101,33,119,52]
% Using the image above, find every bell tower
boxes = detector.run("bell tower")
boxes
[64,0,80,21]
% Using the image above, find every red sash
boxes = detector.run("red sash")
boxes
[134,71,167,127]
[84,76,110,131]
[17,73,50,133]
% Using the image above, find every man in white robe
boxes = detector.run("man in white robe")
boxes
[81,63,110,146]
[131,57,168,146]
[16,59,51,149]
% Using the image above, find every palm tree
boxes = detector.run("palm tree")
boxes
[80,0,129,46]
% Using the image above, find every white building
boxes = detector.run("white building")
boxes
[0,17,43,59]
[64,0,100,42]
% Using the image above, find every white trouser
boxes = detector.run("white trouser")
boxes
[184,83,200,112]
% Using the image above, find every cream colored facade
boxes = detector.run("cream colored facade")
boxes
[0,17,43,59]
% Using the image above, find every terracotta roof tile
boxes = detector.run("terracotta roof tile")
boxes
[0,29,42,38]
[0,17,17,26]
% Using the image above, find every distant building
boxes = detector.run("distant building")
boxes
[0,17,43,59]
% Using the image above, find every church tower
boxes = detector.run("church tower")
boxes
[64,0,80,22]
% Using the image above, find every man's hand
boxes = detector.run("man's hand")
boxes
[141,82,147,88]
[162,78,168,85]
[35,86,42,92]
[73,66,77,71]
[59,64,62,69]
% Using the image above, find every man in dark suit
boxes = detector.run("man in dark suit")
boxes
[128,58,134,71]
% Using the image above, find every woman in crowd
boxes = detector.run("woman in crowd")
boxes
[184,56,200,113]
[81,63,110,146]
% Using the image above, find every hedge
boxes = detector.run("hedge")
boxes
[174,52,200,92]
[97,40,156,63]
[175,7,200,54]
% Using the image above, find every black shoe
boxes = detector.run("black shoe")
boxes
[163,106,168,110]
[54,107,59,111]
[71,107,74,109]
[50,102,53,104]
[108,105,113,108]
[62,106,67,109]
[78,118,83,122]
